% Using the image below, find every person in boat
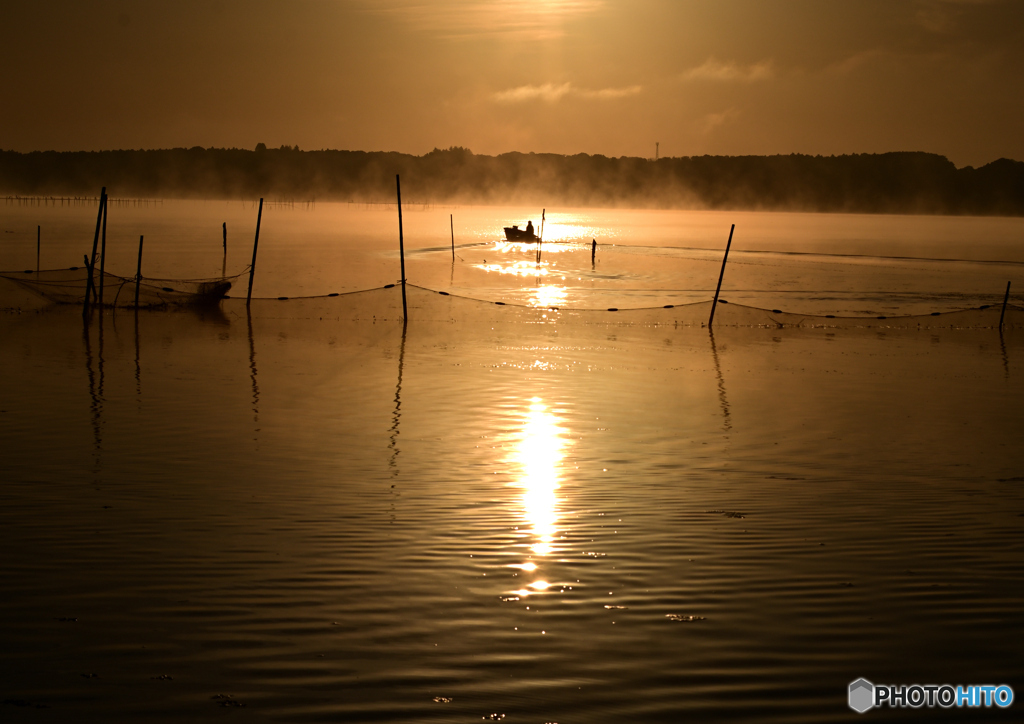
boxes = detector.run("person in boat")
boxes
[526,220,534,237]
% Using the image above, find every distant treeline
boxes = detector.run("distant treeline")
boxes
[1,145,1022,215]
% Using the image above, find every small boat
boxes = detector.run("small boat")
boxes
[503,225,539,242]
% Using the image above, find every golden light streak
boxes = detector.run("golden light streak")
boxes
[510,397,567,559]
[529,285,567,308]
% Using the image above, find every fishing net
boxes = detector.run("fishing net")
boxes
[1,270,1019,329]
[0,267,243,308]
[234,283,1022,330]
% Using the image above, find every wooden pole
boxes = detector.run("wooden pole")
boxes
[999,281,1011,330]
[135,235,144,308]
[708,224,735,329]
[396,175,408,320]
[82,254,93,318]
[591,238,596,266]
[450,214,455,261]
[222,221,227,277]
[98,192,108,306]
[85,188,106,306]
[246,198,263,305]
[36,225,40,272]
[536,209,545,264]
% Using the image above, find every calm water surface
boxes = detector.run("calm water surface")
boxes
[3,199,1023,312]
[1,202,1023,722]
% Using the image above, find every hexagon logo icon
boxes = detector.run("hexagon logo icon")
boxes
[849,678,874,713]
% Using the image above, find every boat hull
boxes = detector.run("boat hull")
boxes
[503,227,539,241]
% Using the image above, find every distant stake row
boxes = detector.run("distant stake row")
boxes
[65,187,1011,329]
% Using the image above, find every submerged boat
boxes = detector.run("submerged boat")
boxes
[0,267,237,308]
[503,225,539,242]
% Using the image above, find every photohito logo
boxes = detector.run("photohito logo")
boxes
[849,679,874,713]
[849,679,1014,713]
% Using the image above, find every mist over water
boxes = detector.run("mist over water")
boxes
[3,200,1023,313]
[1,201,1022,722]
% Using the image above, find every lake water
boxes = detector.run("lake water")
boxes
[1,200,1023,722]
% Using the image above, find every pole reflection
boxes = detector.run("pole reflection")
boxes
[709,329,732,432]
[507,397,568,596]
[389,319,407,477]
[82,312,105,482]
[246,306,260,425]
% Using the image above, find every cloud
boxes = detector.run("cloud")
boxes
[826,49,889,75]
[494,82,573,103]
[682,58,774,83]
[493,82,641,104]
[697,109,739,135]
[913,0,998,34]
[581,85,643,99]
[361,0,604,40]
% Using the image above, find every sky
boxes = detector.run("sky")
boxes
[2,0,1022,167]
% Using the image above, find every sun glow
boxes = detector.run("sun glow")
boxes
[529,285,567,308]
[531,222,600,243]
[478,259,550,276]
[510,397,567,558]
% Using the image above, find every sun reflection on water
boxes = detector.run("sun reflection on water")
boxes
[533,223,596,243]
[478,259,550,276]
[508,397,567,595]
[475,238,588,308]
[530,285,567,308]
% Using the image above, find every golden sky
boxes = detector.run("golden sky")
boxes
[3,0,1022,166]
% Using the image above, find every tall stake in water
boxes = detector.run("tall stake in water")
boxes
[536,208,545,265]
[85,188,106,313]
[708,224,735,329]
[247,198,264,305]
[82,254,93,319]
[999,281,1011,330]
[396,175,408,320]
[36,225,40,273]
[450,214,455,261]
[135,235,144,309]
[99,193,109,306]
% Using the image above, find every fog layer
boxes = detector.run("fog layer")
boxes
[2,147,1022,216]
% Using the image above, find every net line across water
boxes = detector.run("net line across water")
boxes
[229,283,1022,330]
[1,269,1020,328]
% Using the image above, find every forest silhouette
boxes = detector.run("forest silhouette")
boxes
[2,146,1022,216]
